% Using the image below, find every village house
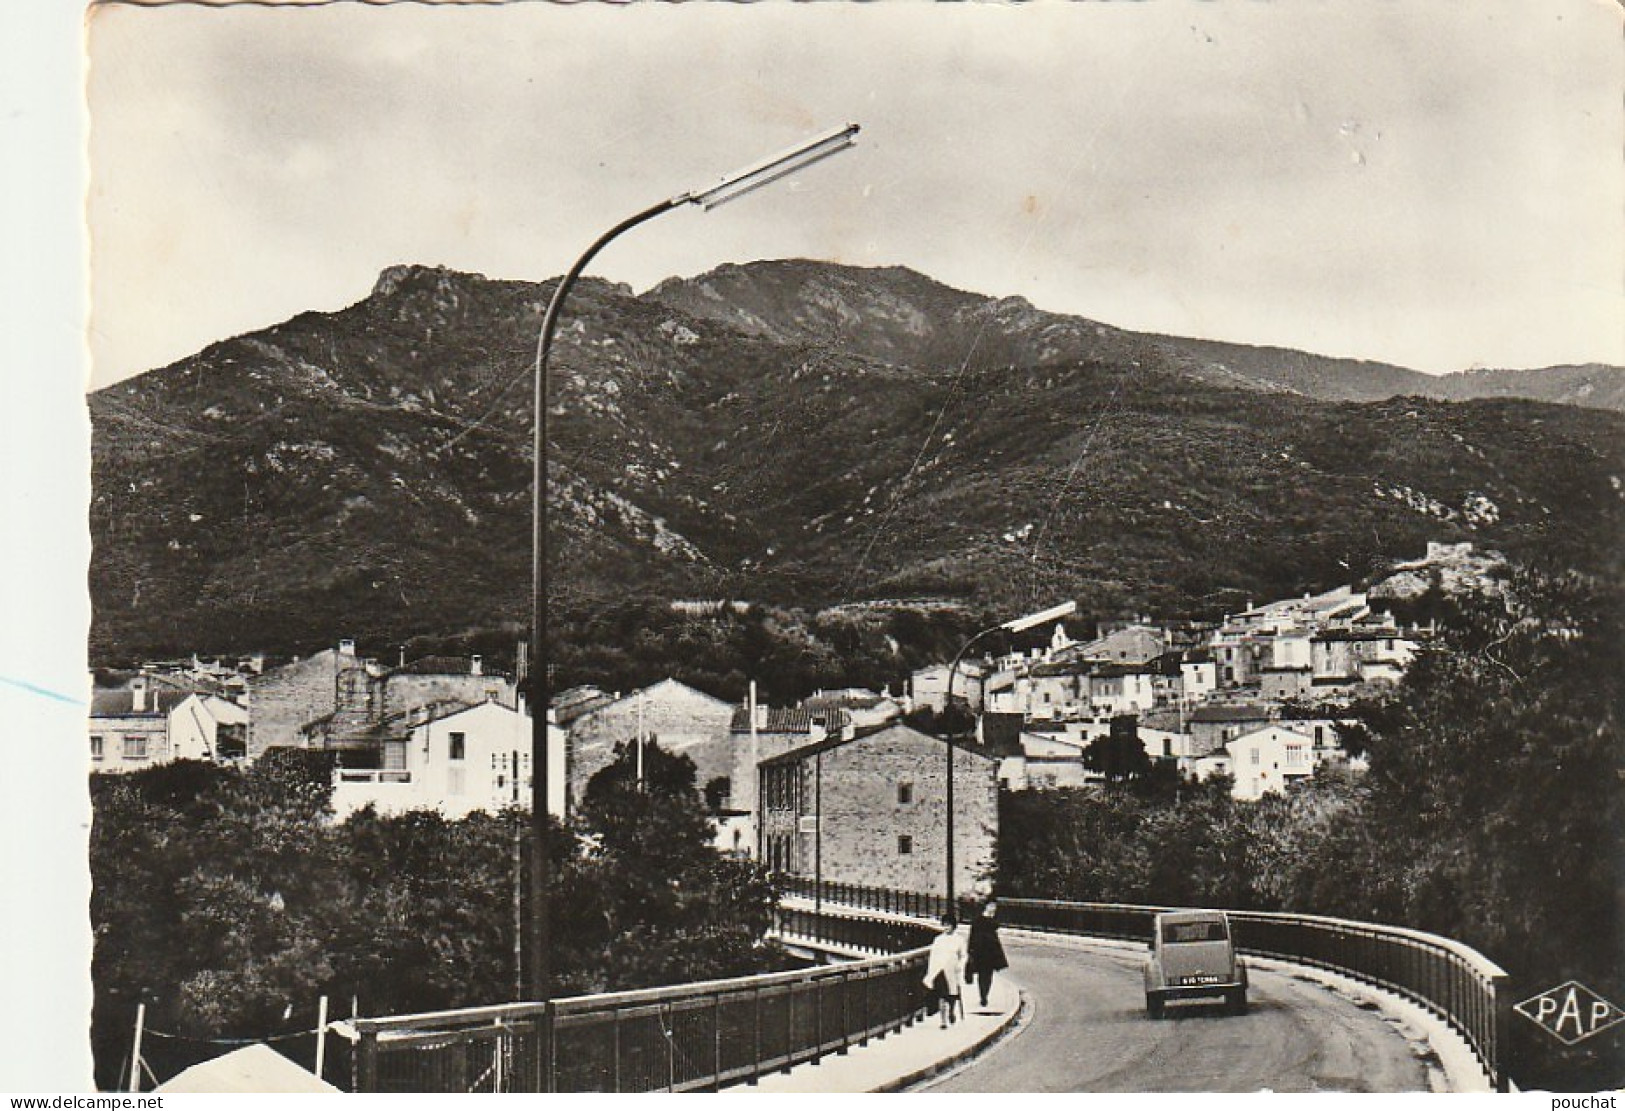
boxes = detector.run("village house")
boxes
[1148,650,1218,708]
[564,678,735,808]
[801,687,903,732]
[1310,624,1418,687]
[757,723,997,898]
[728,696,851,860]
[910,661,987,713]
[167,692,250,763]
[245,640,380,758]
[1000,725,1098,790]
[1186,703,1274,757]
[329,699,567,821]
[1061,622,1167,666]
[1087,664,1158,716]
[88,675,192,772]
[247,640,516,761]
[1225,724,1323,801]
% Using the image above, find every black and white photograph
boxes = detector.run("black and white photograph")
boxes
[2,0,1622,1096]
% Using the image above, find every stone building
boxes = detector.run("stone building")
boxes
[245,640,515,761]
[757,723,998,899]
[728,701,850,859]
[563,678,735,808]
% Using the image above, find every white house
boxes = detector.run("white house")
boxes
[1225,725,1321,801]
[1087,667,1157,716]
[331,700,567,821]
[1179,659,1218,703]
[167,693,250,763]
[89,676,189,773]
[911,661,987,713]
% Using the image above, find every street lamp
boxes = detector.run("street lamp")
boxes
[943,600,1076,906]
[527,124,860,1001]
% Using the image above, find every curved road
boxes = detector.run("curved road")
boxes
[929,935,1431,1093]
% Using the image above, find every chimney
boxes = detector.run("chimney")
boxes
[470,655,483,676]
[131,675,148,713]
[339,639,356,657]
[516,640,529,685]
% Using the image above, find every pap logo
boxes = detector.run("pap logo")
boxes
[1514,981,1625,1046]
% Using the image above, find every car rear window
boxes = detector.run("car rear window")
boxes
[1161,920,1228,944]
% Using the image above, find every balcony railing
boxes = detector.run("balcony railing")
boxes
[335,769,413,784]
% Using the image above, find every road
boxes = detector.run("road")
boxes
[927,934,1431,1093]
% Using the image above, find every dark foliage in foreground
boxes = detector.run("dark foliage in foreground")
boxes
[89,743,788,1090]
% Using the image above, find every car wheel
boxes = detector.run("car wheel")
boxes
[1226,988,1248,1015]
[1146,992,1164,1020]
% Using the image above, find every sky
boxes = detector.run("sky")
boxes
[85,0,1625,389]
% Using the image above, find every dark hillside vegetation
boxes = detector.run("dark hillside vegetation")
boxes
[90,262,1625,664]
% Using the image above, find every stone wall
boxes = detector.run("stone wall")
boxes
[763,725,998,899]
[565,679,735,803]
[245,649,358,758]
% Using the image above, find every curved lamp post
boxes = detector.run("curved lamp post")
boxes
[528,124,860,1001]
[944,600,1076,906]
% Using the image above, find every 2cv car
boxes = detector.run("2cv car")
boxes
[1143,910,1248,1018]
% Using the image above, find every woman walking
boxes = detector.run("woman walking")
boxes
[922,913,967,1027]
[966,899,1009,1010]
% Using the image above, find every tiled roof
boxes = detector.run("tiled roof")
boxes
[729,706,851,734]
[1187,703,1271,723]
[758,722,993,769]
[802,689,885,711]
[553,693,617,726]
[1313,628,1401,643]
[89,688,190,717]
[390,655,510,678]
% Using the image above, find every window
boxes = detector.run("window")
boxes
[90,735,104,761]
[1250,748,1260,765]
[897,780,913,805]
[1285,744,1305,765]
[448,766,465,796]
[897,835,913,855]
[123,735,148,760]
[1161,919,1228,944]
[449,732,466,760]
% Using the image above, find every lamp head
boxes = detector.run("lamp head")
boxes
[1001,601,1078,634]
[682,123,861,211]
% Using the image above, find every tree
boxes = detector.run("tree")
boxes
[568,741,784,990]
[1082,715,1153,784]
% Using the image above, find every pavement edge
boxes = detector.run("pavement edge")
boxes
[879,987,1031,1093]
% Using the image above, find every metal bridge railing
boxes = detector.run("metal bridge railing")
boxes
[769,881,1512,1093]
[996,897,1513,1093]
[352,907,935,1092]
[774,873,981,923]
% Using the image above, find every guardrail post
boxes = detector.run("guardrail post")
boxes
[838,968,851,1055]
[358,1025,378,1093]
[1491,972,1513,1092]
[611,1007,622,1093]
[783,979,796,1073]
[813,972,825,1063]
[665,1002,677,1092]
[860,964,872,1045]
[544,1002,558,1093]
[750,985,763,1085]
[712,992,723,1091]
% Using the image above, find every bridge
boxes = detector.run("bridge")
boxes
[347,885,1511,1093]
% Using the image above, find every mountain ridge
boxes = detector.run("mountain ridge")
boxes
[89,260,1625,662]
